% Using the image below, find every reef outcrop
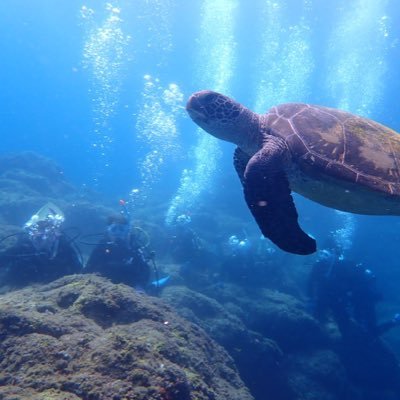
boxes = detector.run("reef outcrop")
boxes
[0,274,253,400]
[162,283,400,400]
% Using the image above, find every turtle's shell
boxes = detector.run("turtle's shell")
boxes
[265,103,400,196]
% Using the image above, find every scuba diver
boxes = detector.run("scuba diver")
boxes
[84,202,154,290]
[0,202,82,289]
[308,249,400,337]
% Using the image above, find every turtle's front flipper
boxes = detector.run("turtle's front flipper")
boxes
[234,147,250,185]
[243,137,316,255]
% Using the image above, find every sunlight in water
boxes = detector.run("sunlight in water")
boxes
[253,0,314,113]
[327,0,389,254]
[81,3,131,183]
[165,0,239,225]
[124,0,177,209]
[327,0,389,116]
[130,75,184,208]
[133,0,174,66]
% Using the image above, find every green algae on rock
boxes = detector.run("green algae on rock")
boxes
[0,274,253,400]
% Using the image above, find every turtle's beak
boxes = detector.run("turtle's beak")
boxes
[186,93,207,122]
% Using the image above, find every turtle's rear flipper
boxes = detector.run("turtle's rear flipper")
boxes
[242,139,316,255]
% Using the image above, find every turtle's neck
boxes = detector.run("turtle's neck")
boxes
[235,107,263,157]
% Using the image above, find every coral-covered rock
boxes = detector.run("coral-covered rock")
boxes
[203,284,323,347]
[222,287,325,352]
[168,284,347,399]
[285,350,353,400]
[0,275,253,400]
[161,286,286,400]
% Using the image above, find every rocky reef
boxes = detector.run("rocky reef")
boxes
[0,275,253,400]
[162,283,400,400]
[1,152,400,400]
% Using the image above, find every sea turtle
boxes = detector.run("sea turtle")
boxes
[186,90,400,255]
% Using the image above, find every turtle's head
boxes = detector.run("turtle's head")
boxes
[186,90,253,145]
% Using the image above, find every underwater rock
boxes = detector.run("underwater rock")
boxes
[210,286,325,353]
[0,274,253,400]
[0,152,73,227]
[285,350,354,400]
[0,151,74,197]
[164,284,361,400]
[162,286,290,400]
[0,387,82,400]
[162,286,282,356]
[202,284,324,349]
[0,152,116,263]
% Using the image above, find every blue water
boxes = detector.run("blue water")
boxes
[0,0,400,241]
[2,1,400,398]
[1,0,400,313]
[0,0,400,264]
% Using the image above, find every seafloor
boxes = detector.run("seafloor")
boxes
[0,152,400,400]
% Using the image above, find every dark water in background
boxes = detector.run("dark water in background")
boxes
[1,0,400,346]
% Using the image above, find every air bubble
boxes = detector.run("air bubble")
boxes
[166,0,238,225]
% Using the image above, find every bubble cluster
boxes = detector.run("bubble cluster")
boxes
[166,0,238,224]
[133,74,184,207]
[252,0,314,113]
[332,211,356,257]
[165,136,222,225]
[81,3,131,182]
[134,0,174,65]
[326,0,389,116]
[197,0,239,91]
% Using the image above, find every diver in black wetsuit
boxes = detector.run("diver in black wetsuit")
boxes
[0,203,82,289]
[308,250,400,337]
[84,214,151,289]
